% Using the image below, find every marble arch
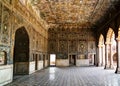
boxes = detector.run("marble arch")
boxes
[99,34,104,45]
[98,34,105,66]
[13,27,30,75]
[104,28,117,69]
[106,28,115,43]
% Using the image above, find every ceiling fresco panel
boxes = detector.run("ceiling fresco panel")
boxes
[21,0,118,28]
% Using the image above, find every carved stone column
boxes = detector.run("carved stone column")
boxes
[102,44,105,66]
[110,43,114,69]
[104,42,109,69]
[115,38,120,73]
[98,45,102,66]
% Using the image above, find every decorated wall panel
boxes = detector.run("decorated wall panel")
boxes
[0,4,12,65]
[0,3,1,31]
[48,40,57,53]
[59,40,68,53]
[0,1,48,64]
[68,33,78,40]
[69,40,78,53]
[1,6,11,44]
[59,33,68,40]
[48,28,96,59]
[78,41,88,54]
[88,41,96,53]
[0,5,11,45]
[57,53,68,59]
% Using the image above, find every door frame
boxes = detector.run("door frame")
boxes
[50,54,56,66]
[69,54,77,66]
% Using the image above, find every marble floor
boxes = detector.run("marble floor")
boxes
[6,66,120,86]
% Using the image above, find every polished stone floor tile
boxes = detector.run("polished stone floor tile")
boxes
[5,66,120,86]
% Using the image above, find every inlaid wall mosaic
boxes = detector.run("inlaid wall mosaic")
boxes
[0,1,48,65]
[48,28,96,59]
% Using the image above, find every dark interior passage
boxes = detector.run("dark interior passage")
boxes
[14,27,29,75]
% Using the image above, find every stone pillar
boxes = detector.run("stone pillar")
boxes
[98,45,102,66]
[92,54,94,65]
[115,38,120,73]
[109,43,114,69]
[104,42,109,69]
[102,44,105,66]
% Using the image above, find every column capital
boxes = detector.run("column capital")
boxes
[105,42,110,45]
[116,38,120,41]
[101,44,105,48]
[102,44,105,46]
[109,42,112,45]
[98,45,102,48]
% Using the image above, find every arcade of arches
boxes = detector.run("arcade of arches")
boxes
[1,0,120,86]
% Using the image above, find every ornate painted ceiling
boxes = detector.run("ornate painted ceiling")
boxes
[37,0,113,28]
[21,0,118,28]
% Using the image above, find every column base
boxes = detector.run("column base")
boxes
[98,63,102,67]
[104,64,110,69]
[115,67,120,74]
[101,63,105,66]
[109,65,114,69]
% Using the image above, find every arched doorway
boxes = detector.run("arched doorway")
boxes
[110,33,117,68]
[13,27,29,75]
[105,28,117,69]
[98,34,105,66]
